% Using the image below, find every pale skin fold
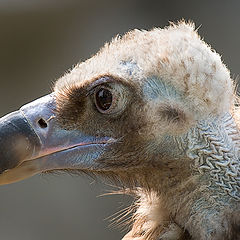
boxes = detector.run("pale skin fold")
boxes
[0,21,239,240]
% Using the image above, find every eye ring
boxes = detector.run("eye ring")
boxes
[92,82,128,115]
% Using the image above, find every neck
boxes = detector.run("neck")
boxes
[174,112,240,239]
[184,112,240,201]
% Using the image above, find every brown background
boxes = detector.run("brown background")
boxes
[0,0,239,239]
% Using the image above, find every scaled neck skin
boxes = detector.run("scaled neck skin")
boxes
[174,112,240,239]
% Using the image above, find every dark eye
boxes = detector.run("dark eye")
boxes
[93,83,128,115]
[95,88,113,112]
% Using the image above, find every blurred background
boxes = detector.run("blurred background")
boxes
[0,0,239,239]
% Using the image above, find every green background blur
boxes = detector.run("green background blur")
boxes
[0,1,239,239]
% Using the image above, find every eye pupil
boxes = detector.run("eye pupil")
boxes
[95,88,113,111]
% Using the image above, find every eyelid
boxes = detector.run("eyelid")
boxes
[87,76,114,93]
[87,83,112,97]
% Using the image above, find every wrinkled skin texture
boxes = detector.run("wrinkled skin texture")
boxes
[0,21,239,240]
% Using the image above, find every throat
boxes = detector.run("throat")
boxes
[185,112,240,201]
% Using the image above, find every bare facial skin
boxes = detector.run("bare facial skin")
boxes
[0,21,239,240]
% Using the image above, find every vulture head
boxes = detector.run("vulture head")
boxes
[0,22,239,240]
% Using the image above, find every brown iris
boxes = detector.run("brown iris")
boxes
[95,88,113,112]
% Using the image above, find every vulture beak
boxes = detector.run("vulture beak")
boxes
[0,94,114,185]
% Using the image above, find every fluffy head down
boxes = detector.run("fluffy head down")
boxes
[55,21,234,120]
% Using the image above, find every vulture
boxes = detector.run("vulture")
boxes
[0,21,239,240]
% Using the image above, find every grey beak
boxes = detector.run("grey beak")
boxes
[0,110,41,173]
[0,94,56,174]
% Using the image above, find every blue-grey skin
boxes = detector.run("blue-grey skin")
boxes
[143,77,183,101]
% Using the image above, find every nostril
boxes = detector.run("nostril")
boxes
[37,118,48,129]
